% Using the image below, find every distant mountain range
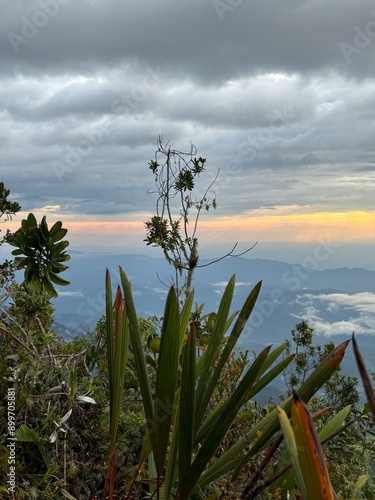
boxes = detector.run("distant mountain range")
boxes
[51,251,375,389]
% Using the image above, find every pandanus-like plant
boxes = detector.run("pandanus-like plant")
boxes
[104,267,350,499]
[270,334,375,499]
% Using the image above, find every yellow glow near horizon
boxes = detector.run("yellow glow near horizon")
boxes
[2,210,374,247]
[200,210,375,243]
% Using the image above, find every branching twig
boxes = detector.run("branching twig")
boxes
[196,242,258,269]
[145,137,257,301]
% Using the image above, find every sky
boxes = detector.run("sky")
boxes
[1,0,375,268]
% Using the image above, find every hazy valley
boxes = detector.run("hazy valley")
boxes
[49,250,375,388]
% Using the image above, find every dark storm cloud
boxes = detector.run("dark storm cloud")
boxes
[2,0,375,80]
[1,0,375,220]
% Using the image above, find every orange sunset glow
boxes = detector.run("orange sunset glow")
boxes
[4,210,374,248]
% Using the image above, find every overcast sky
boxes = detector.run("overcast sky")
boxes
[1,0,375,265]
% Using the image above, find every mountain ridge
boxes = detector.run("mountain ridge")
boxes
[50,252,375,341]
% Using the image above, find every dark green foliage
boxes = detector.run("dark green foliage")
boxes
[175,168,195,192]
[144,215,181,252]
[283,320,315,392]
[0,325,106,498]
[283,320,360,411]
[0,182,21,222]
[7,213,70,298]
[0,181,21,285]
[0,301,150,498]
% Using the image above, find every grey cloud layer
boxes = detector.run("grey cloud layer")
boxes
[295,292,375,336]
[2,0,375,80]
[1,0,375,217]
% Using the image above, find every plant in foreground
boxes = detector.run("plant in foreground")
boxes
[105,267,350,499]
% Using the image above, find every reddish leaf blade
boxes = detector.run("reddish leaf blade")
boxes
[352,332,375,423]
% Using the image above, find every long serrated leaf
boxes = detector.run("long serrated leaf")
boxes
[178,321,196,496]
[194,346,283,446]
[270,406,341,496]
[352,332,375,423]
[317,405,351,441]
[196,281,261,433]
[250,353,295,398]
[194,345,288,448]
[106,270,114,409]
[154,286,180,474]
[179,289,194,351]
[258,342,287,376]
[197,340,349,489]
[291,393,336,499]
[183,346,271,498]
[148,452,158,495]
[277,405,308,498]
[113,285,129,451]
[235,340,349,474]
[164,404,180,500]
[120,267,156,453]
[218,281,262,365]
[194,275,235,429]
